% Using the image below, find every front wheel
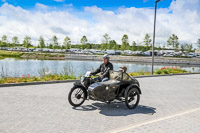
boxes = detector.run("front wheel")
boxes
[68,86,86,107]
[125,88,140,109]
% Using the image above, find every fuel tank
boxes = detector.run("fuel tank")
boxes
[88,80,120,101]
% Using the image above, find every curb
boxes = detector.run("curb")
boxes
[0,80,78,87]
[133,72,200,78]
[0,73,200,87]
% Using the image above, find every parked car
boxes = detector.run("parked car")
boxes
[163,53,174,57]
[132,51,143,55]
[43,48,50,52]
[28,48,35,52]
[106,50,115,55]
[33,48,43,52]
[187,53,196,57]
[69,49,82,54]
[7,48,13,51]
[21,48,29,52]
[92,50,103,54]
[54,49,62,53]
[49,49,55,53]
[115,50,121,55]
[124,50,133,55]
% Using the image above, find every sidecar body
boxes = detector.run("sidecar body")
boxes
[88,70,141,102]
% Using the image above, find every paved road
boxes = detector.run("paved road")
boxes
[0,74,200,133]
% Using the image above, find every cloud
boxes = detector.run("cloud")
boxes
[54,0,65,2]
[143,0,149,3]
[35,3,49,11]
[0,0,200,48]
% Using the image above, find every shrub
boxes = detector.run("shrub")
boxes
[0,73,77,84]
[129,70,151,76]
[155,67,187,75]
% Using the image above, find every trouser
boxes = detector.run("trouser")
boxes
[93,76,109,82]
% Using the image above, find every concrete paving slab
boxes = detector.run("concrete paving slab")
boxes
[0,74,200,133]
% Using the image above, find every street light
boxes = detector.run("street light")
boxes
[152,0,163,75]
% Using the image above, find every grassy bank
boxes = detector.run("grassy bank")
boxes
[0,50,66,60]
[0,50,23,58]
[0,67,189,84]
[21,53,65,60]
[0,56,5,59]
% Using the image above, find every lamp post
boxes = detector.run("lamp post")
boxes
[152,0,163,75]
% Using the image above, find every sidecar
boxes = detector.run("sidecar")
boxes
[88,70,142,109]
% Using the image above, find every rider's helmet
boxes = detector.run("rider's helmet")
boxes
[103,54,110,60]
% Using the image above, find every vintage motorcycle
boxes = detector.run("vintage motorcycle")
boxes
[68,70,141,109]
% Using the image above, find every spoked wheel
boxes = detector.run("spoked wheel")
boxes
[125,88,140,109]
[68,86,86,107]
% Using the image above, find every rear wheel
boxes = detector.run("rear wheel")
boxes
[68,86,86,107]
[125,88,140,109]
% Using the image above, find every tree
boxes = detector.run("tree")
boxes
[180,44,185,53]
[85,43,92,49]
[131,41,137,51]
[51,35,58,49]
[23,36,31,48]
[143,34,152,48]
[101,33,110,50]
[197,38,200,50]
[109,40,118,50]
[167,34,179,51]
[63,36,71,49]
[158,46,162,51]
[80,35,87,49]
[12,36,19,47]
[101,33,112,50]
[38,36,45,48]
[48,44,53,49]
[162,44,166,50]
[121,34,130,51]
[184,44,193,53]
[1,35,8,47]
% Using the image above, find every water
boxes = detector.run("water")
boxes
[0,58,200,77]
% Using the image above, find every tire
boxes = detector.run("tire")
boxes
[68,86,86,107]
[125,88,140,109]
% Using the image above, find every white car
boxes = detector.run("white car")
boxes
[187,53,195,57]
[106,50,115,55]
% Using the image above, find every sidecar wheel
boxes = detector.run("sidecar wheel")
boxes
[68,86,86,107]
[125,88,140,109]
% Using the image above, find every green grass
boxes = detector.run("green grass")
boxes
[0,50,65,59]
[0,50,23,57]
[0,56,5,59]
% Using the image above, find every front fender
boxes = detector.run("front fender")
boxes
[124,84,142,97]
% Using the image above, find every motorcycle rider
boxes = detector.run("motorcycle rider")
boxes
[91,54,113,82]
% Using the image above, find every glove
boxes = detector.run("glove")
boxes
[90,72,94,76]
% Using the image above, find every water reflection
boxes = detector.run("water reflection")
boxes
[0,58,200,77]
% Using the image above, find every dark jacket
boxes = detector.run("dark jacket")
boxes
[91,62,113,78]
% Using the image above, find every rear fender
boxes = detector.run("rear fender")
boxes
[124,84,142,97]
